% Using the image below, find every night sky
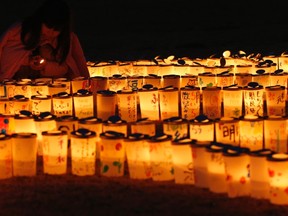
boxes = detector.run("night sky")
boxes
[1,0,288,61]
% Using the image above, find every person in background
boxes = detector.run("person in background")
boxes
[0,0,90,81]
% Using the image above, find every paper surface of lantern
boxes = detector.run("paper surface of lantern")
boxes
[243,82,264,117]
[215,117,240,146]
[202,86,222,120]
[124,133,152,179]
[0,98,9,115]
[102,115,128,137]
[147,134,174,181]
[11,132,37,176]
[52,92,73,117]
[71,77,90,94]
[216,72,234,89]
[222,85,243,118]
[252,72,270,88]
[30,81,49,96]
[73,89,94,119]
[223,146,251,198]
[96,90,117,121]
[171,138,195,184]
[108,75,127,92]
[14,110,36,133]
[269,70,288,87]
[162,74,180,89]
[31,95,52,115]
[163,116,189,141]
[116,89,138,123]
[180,75,198,88]
[0,114,15,135]
[267,153,288,205]
[9,95,31,115]
[0,133,12,179]
[126,75,144,91]
[42,130,68,175]
[130,118,156,136]
[249,149,273,199]
[158,86,179,120]
[99,131,125,177]
[48,83,68,96]
[264,116,287,152]
[2,80,16,98]
[189,115,215,142]
[14,81,32,99]
[143,74,161,87]
[198,72,217,89]
[180,86,201,120]
[234,73,253,87]
[70,128,97,176]
[265,85,286,116]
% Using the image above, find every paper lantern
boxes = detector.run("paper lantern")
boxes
[162,74,180,89]
[116,89,138,123]
[171,138,195,184]
[31,95,52,115]
[243,82,264,117]
[0,98,9,115]
[52,92,73,117]
[239,115,264,151]
[52,77,71,94]
[138,84,160,120]
[108,74,127,92]
[265,85,286,116]
[180,75,198,88]
[215,117,240,146]
[223,146,250,198]
[99,130,125,177]
[132,65,148,77]
[198,72,217,90]
[30,81,49,96]
[48,83,67,96]
[34,112,57,156]
[70,128,97,176]
[0,133,12,179]
[73,89,94,119]
[42,130,68,175]
[11,132,37,176]
[189,115,215,142]
[173,64,191,76]
[130,118,156,136]
[124,133,151,179]
[267,153,288,205]
[14,110,36,133]
[9,95,31,115]
[14,81,32,99]
[269,70,288,87]
[206,142,230,193]
[249,149,274,199]
[89,76,108,116]
[190,140,210,188]
[0,114,15,135]
[1,80,16,98]
[102,115,128,137]
[126,75,144,91]
[163,116,189,140]
[216,72,234,89]
[158,86,179,120]
[71,76,90,94]
[234,73,253,87]
[222,85,243,118]
[158,64,174,77]
[202,86,222,120]
[143,74,161,88]
[96,90,117,121]
[264,115,287,152]
[180,86,201,120]
[147,133,174,181]
[252,70,270,88]
[235,65,253,75]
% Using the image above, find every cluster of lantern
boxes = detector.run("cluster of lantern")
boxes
[0,50,287,206]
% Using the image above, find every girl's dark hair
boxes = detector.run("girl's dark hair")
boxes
[21,0,71,63]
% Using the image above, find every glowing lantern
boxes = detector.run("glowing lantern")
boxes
[102,115,128,137]
[89,76,108,115]
[180,75,198,88]
[191,140,210,188]
[2,80,16,98]
[223,146,250,198]
[147,133,174,181]
[14,110,36,133]
[243,82,264,117]
[235,65,253,75]
[124,133,151,179]
[162,74,180,89]
[9,95,31,115]
[42,130,68,175]
[163,116,188,140]
[143,74,161,88]
[234,73,253,87]
[52,92,73,117]
[14,81,32,99]
[70,128,97,176]
[249,149,273,199]
[130,118,156,136]
[71,76,90,94]
[0,114,15,135]
[138,84,160,121]
[73,89,94,119]
[108,74,127,92]
[99,130,125,177]
[30,81,49,96]
[158,86,179,120]
[173,64,191,76]
[180,86,201,120]
[171,138,195,184]
[206,142,230,193]
[239,115,264,151]
[53,77,71,93]
[0,98,9,115]
[198,72,217,89]
[12,132,37,176]
[269,70,288,87]
[116,89,138,123]
[31,95,52,115]
[215,117,240,146]
[252,69,270,88]
[222,85,243,118]
[132,64,148,77]
[34,112,57,156]
[264,115,287,152]
[202,86,222,120]
[0,133,12,179]
[267,153,288,205]
[96,90,117,121]
[189,115,215,142]
[126,75,144,91]
[48,83,67,96]
[216,72,234,89]
[265,85,286,116]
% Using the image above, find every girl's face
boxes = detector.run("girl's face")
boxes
[41,23,60,38]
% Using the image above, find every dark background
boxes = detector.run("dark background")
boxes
[1,0,288,61]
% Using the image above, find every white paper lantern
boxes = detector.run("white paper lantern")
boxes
[48,83,67,96]
[215,117,240,146]
[162,74,180,89]
[202,86,222,120]
[14,110,36,133]
[96,90,117,121]
[0,133,12,179]
[52,77,71,93]
[116,89,138,123]
[234,73,253,87]
[243,82,264,117]
[180,86,201,120]
[180,75,198,88]
[265,85,286,116]
[52,92,73,117]
[163,116,189,140]
[73,89,94,119]
[108,74,127,92]
[222,85,243,118]
[189,115,215,142]
[89,76,108,116]
[31,95,52,115]
[9,95,31,115]
[143,74,161,88]
[71,76,90,94]
[130,118,156,137]
[30,81,49,96]
[158,86,179,120]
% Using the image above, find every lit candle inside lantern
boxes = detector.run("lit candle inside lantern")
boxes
[130,118,156,136]
[267,153,288,205]
[223,146,250,198]
[73,89,94,119]
[222,85,243,118]
[124,133,151,179]
[202,86,222,120]
[99,130,125,177]
[264,115,287,153]
[138,84,160,121]
[249,149,273,199]
[243,82,264,117]
[171,137,195,184]
[163,116,189,140]
[96,90,117,121]
[42,130,68,175]
[0,133,12,179]
[215,117,240,146]
[71,76,90,94]
[189,114,215,142]
[9,95,31,115]
[158,86,179,120]
[70,128,97,176]
[180,86,201,120]
[116,89,138,123]
[102,115,128,137]
[147,133,174,181]
[31,95,52,115]
[11,132,37,176]
[14,110,36,133]
[265,85,286,116]
[52,92,73,117]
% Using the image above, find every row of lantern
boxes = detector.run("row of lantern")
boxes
[1,126,288,206]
